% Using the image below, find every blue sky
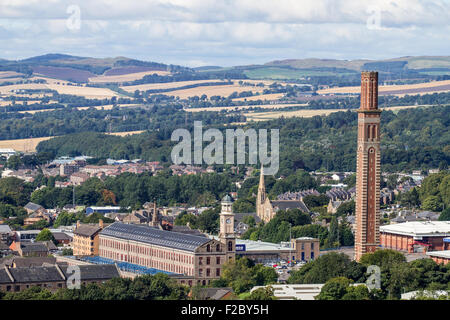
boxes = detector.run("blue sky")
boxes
[0,0,449,67]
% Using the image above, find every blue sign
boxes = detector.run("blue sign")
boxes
[236,244,246,252]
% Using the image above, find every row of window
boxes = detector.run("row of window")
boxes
[100,237,194,264]
[198,268,220,277]
[100,249,194,275]
[300,242,315,250]
[198,256,221,265]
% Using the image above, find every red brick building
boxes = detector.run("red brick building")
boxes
[426,250,450,265]
[355,71,381,261]
[98,195,236,286]
[380,222,450,253]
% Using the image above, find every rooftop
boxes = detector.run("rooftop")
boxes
[0,225,12,233]
[250,284,324,300]
[0,264,120,284]
[74,225,102,237]
[24,202,43,212]
[271,200,310,213]
[380,221,450,237]
[426,250,450,259]
[100,222,211,252]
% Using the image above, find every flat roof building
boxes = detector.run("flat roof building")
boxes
[86,206,122,215]
[426,250,450,265]
[231,237,319,264]
[380,221,450,253]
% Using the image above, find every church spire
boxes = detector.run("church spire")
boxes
[258,165,265,204]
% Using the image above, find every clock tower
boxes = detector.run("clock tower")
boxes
[219,194,236,262]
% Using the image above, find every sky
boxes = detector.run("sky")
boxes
[0,0,449,67]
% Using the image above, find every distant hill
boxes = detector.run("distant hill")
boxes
[265,58,370,71]
[0,53,189,82]
[264,56,450,71]
[0,53,449,83]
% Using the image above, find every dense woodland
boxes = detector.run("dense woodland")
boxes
[33,105,450,173]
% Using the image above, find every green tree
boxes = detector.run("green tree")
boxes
[342,284,371,300]
[53,211,77,228]
[62,248,73,256]
[359,249,406,270]
[288,252,364,284]
[336,200,355,216]
[316,277,354,300]
[438,208,450,221]
[303,194,330,209]
[422,195,442,212]
[246,286,276,300]
[221,258,255,294]
[35,228,56,244]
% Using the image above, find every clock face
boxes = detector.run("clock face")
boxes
[226,218,231,224]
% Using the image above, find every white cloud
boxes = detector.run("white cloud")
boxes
[0,0,447,66]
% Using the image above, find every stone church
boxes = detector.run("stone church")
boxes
[256,167,310,223]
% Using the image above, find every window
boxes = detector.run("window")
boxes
[199,269,203,277]
[216,244,221,252]
[311,243,314,250]
[199,257,203,265]
[216,268,220,277]
[206,244,211,252]
[228,241,233,251]
[216,257,220,265]
[301,243,304,250]
[206,257,210,265]
[206,269,210,277]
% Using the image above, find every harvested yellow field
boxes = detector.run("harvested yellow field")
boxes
[0,77,24,83]
[108,130,146,136]
[244,109,343,121]
[0,131,146,152]
[380,105,432,113]
[77,105,115,111]
[45,84,119,99]
[243,105,430,122]
[0,71,23,78]
[0,100,44,106]
[0,137,53,152]
[120,79,229,92]
[89,71,170,83]
[0,83,48,95]
[161,84,265,99]
[233,93,284,102]
[317,80,450,95]
[18,109,57,114]
[230,79,288,86]
[185,103,307,112]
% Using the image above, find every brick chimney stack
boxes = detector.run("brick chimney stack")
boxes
[354,71,382,261]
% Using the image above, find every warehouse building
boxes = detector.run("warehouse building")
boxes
[232,237,319,263]
[426,250,450,265]
[98,195,237,286]
[380,221,450,253]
